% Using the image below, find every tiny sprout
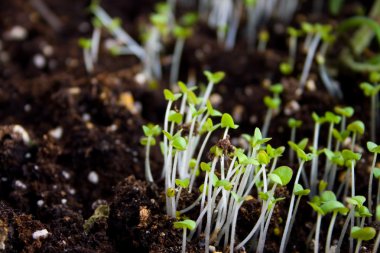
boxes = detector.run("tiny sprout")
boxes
[173,25,193,39]
[351,226,376,253]
[164,89,182,101]
[347,120,365,135]
[200,162,211,172]
[367,141,380,220]
[360,82,380,141]
[258,30,269,52]
[175,178,190,188]
[269,83,284,95]
[215,179,233,191]
[204,71,226,85]
[173,219,196,253]
[288,118,302,128]
[221,113,239,137]
[141,124,161,183]
[172,136,187,151]
[168,111,183,124]
[294,184,310,196]
[263,96,281,110]
[308,201,325,253]
[257,150,270,165]
[280,62,293,75]
[78,38,92,49]
[268,166,293,186]
[346,196,366,208]
[206,101,222,117]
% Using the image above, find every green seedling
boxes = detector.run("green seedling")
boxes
[350,226,376,253]
[310,112,326,196]
[360,82,380,141]
[141,124,162,182]
[221,113,239,139]
[258,29,269,52]
[173,219,196,253]
[347,120,365,150]
[334,106,354,132]
[323,112,341,181]
[170,25,193,88]
[367,142,380,219]
[175,178,190,206]
[201,71,225,108]
[262,94,281,138]
[308,201,325,253]
[336,196,366,253]
[341,149,361,198]
[373,205,380,253]
[78,38,94,73]
[286,27,302,72]
[324,150,344,190]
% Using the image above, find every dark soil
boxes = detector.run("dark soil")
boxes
[0,0,378,252]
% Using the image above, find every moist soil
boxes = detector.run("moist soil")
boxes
[0,0,378,252]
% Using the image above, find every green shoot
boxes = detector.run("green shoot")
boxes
[350,226,376,253]
[367,142,380,220]
[173,219,196,253]
[141,124,161,182]
[360,82,380,141]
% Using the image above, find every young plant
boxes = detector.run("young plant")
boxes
[360,82,380,141]
[257,29,269,52]
[310,112,326,196]
[334,106,354,132]
[322,112,341,180]
[262,83,283,138]
[287,118,302,163]
[373,205,380,253]
[350,226,376,253]
[173,219,196,253]
[78,38,94,73]
[201,71,225,108]
[141,124,162,182]
[367,142,380,218]
[347,120,365,150]
[308,200,326,253]
[341,149,361,198]
[279,142,314,253]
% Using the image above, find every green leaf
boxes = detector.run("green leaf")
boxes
[259,192,269,201]
[166,187,176,197]
[168,111,183,124]
[162,130,173,140]
[175,178,190,188]
[321,200,346,214]
[334,106,354,118]
[270,166,293,186]
[231,191,244,203]
[206,101,222,117]
[257,150,270,165]
[294,184,310,196]
[269,83,284,94]
[355,206,372,218]
[200,162,211,172]
[288,118,302,128]
[347,120,365,135]
[319,180,328,193]
[312,112,326,124]
[221,113,238,129]
[350,226,376,241]
[215,179,233,191]
[264,96,281,110]
[373,168,380,179]
[321,191,337,202]
[367,141,380,153]
[172,136,187,151]
[78,38,92,49]
[173,25,192,39]
[164,89,182,101]
[173,219,196,231]
[279,62,293,75]
[360,82,376,96]
[204,71,225,84]
[308,202,325,215]
[324,111,341,124]
[180,12,198,26]
[346,196,366,208]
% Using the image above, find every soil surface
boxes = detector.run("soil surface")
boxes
[0,0,379,252]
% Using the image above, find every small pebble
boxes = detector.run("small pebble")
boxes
[306,79,316,92]
[284,100,300,115]
[24,104,32,112]
[33,54,46,68]
[25,153,31,159]
[5,26,27,40]
[49,126,63,140]
[62,171,70,180]
[209,93,222,106]
[61,199,67,205]
[37,200,44,207]
[134,72,147,85]
[32,229,49,240]
[15,180,27,190]
[82,113,91,122]
[88,171,99,184]
[42,45,54,56]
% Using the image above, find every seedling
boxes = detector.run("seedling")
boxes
[287,118,302,164]
[257,29,269,52]
[201,71,225,108]
[367,141,380,219]
[350,226,376,253]
[322,112,341,180]
[360,82,380,141]
[286,27,302,72]
[175,178,190,206]
[310,112,326,196]
[221,113,239,139]
[308,201,325,253]
[373,205,380,253]
[173,219,196,253]
[347,120,365,150]
[141,124,162,182]
[262,84,283,138]
[78,38,94,73]
[334,106,354,132]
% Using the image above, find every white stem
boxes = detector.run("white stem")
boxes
[170,38,186,89]
[262,109,272,138]
[325,212,338,253]
[310,122,320,196]
[91,28,101,63]
[257,203,276,253]
[354,239,362,253]
[182,229,187,253]
[373,231,380,253]
[314,214,322,253]
[299,34,321,90]
[145,136,154,182]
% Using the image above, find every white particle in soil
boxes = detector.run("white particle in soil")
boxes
[24,104,32,112]
[14,180,27,190]
[61,198,67,205]
[88,171,99,184]
[5,26,28,40]
[42,45,54,56]
[32,229,49,240]
[13,125,31,144]
[34,165,39,170]
[52,184,57,190]
[49,126,63,140]
[68,188,76,195]
[284,100,300,116]
[33,54,46,68]
[107,124,118,132]
[134,72,147,85]
[82,113,91,122]
[25,153,31,159]
[62,170,70,179]
[37,200,44,207]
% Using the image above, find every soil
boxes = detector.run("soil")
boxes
[0,0,379,252]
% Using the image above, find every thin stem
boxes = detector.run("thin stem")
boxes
[325,212,338,253]
[354,239,362,253]
[182,229,187,253]
[373,231,380,253]
[289,127,296,163]
[262,109,273,138]
[368,153,378,220]
[336,208,355,253]
[170,38,185,89]
[145,136,154,182]
[310,122,321,196]
[299,34,321,90]
[314,214,322,253]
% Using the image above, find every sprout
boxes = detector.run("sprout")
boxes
[308,201,325,253]
[322,112,341,182]
[141,124,162,182]
[200,71,225,108]
[221,113,239,138]
[323,200,348,253]
[262,93,281,138]
[367,141,380,221]
[360,82,380,141]
[334,106,354,132]
[173,219,196,253]
[350,226,376,253]
[78,38,94,73]
[257,29,269,52]
[373,205,380,253]
[288,118,302,163]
